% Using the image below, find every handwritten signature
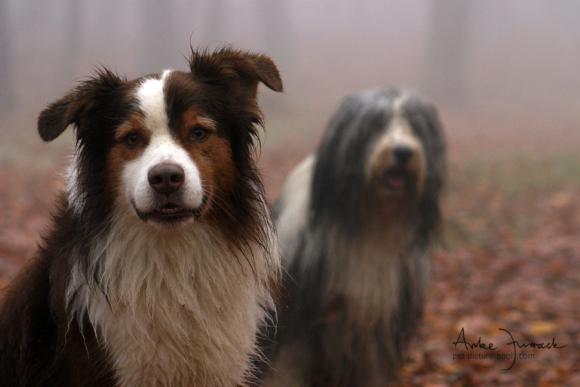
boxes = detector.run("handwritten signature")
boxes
[452,327,567,370]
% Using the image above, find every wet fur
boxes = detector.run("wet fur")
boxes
[0,47,282,387]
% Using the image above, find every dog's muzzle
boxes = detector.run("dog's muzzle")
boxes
[133,162,203,226]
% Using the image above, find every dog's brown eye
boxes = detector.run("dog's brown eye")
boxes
[189,126,209,142]
[124,132,142,147]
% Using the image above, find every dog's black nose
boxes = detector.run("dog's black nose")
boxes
[148,163,185,194]
[393,146,413,164]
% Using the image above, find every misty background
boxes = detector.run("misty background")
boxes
[1,0,580,165]
[2,2,580,384]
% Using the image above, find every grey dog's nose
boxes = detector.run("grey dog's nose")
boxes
[148,163,185,194]
[393,146,413,165]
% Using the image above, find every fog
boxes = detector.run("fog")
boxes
[1,0,580,162]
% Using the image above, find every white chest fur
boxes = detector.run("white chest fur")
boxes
[67,215,277,387]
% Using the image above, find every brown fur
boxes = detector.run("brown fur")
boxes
[107,115,150,195]
[0,47,283,387]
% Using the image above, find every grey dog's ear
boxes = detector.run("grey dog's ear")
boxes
[189,47,283,95]
[38,68,124,142]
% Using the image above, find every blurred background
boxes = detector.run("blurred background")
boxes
[1,0,579,385]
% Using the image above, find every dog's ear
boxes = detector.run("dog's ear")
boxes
[38,68,124,142]
[38,90,86,142]
[189,48,283,96]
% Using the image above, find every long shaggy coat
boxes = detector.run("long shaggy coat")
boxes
[262,89,446,387]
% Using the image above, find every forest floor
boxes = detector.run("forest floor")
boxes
[0,143,579,386]
[395,153,580,386]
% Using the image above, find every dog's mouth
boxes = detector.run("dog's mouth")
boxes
[133,200,205,226]
[148,203,197,224]
[379,168,412,193]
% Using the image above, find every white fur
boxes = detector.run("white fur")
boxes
[67,206,278,386]
[268,155,429,386]
[276,156,418,321]
[65,150,85,215]
[64,71,205,217]
[392,91,409,112]
[366,94,426,192]
[65,70,281,386]
[274,155,314,268]
[126,71,204,215]
[122,135,204,214]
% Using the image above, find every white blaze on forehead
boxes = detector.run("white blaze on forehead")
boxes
[136,70,172,132]
[388,115,414,143]
[121,70,204,214]
[392,92,409,116]
[388,92,416,143]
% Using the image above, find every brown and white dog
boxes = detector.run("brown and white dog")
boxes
[261,89,446,386]
[0,48,282,387]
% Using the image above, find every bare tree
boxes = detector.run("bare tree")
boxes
[258,1,292,65]
[424,0,472,104]
[0,0,13,115]
[203,0,226,44]
[64,0,82,77]
[139,0,177,72]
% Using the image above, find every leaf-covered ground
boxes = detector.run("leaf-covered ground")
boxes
[397,154,580,386]
[1,150,579,386]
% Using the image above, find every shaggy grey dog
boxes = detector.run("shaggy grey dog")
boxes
[262,88,446,387]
